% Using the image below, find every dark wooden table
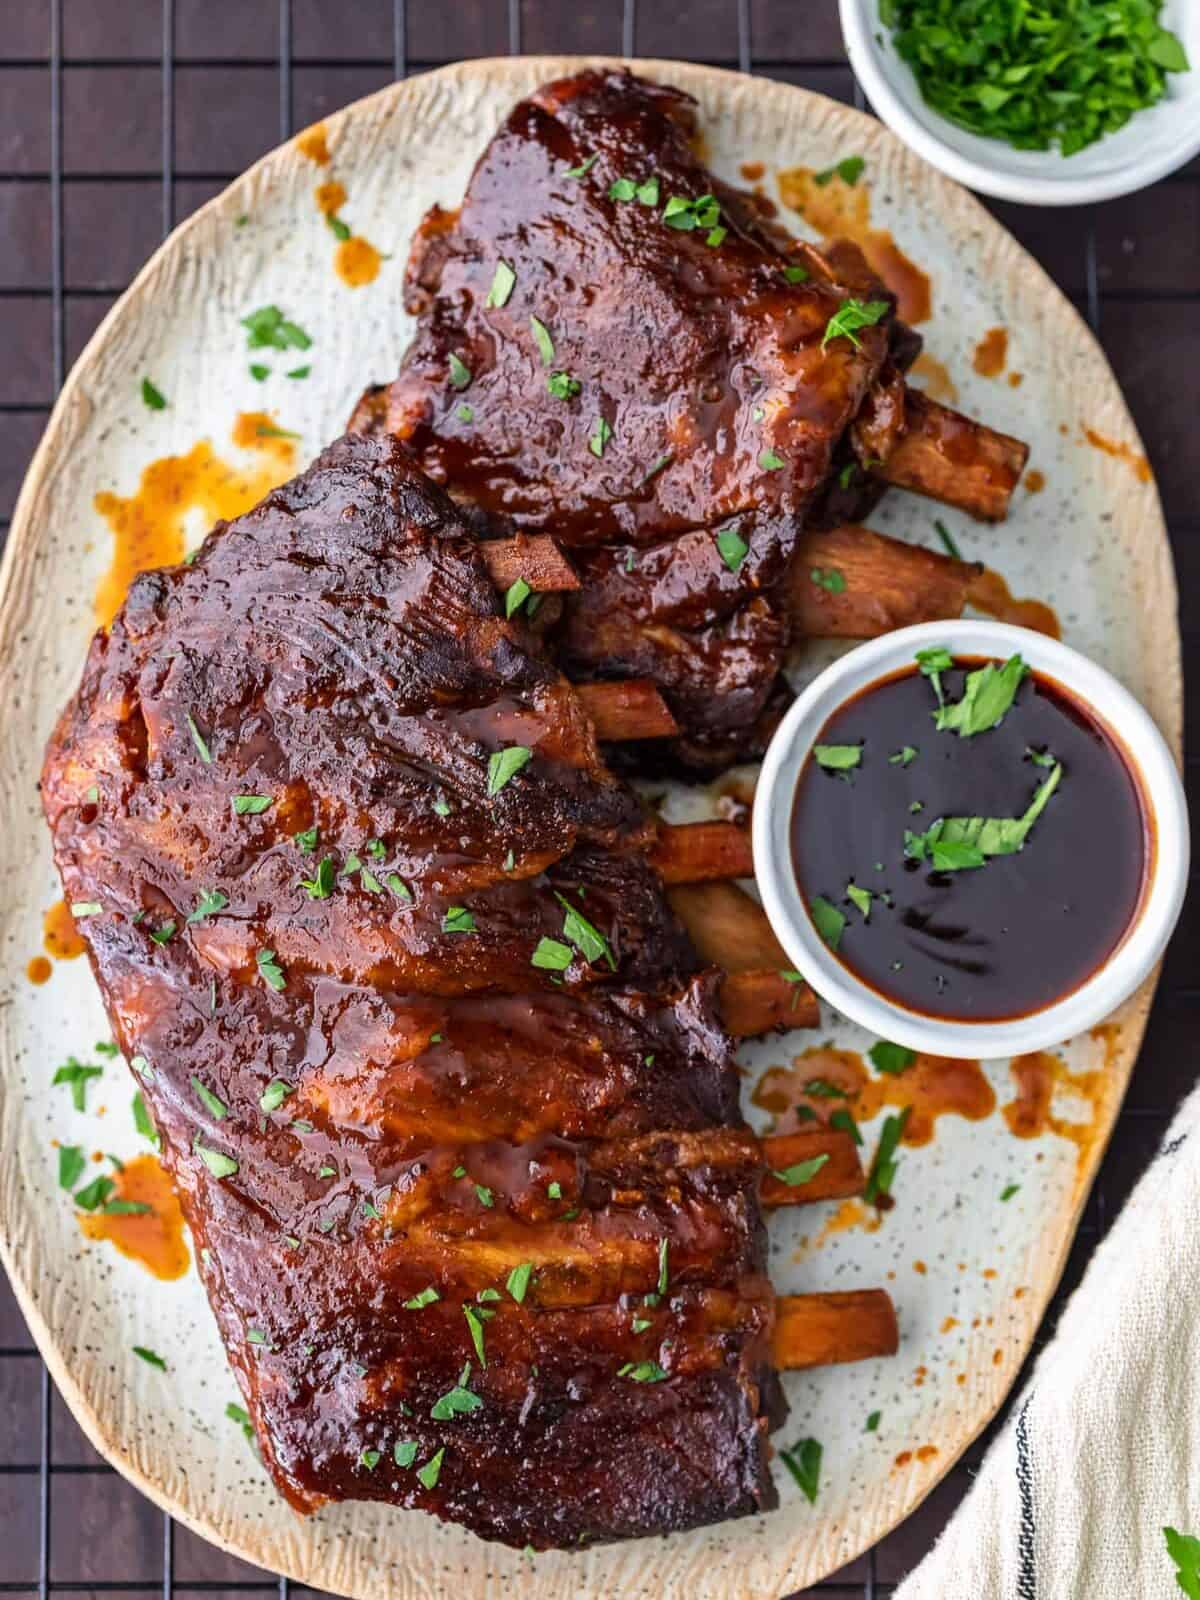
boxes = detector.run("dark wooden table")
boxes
[0,4,1194,1595]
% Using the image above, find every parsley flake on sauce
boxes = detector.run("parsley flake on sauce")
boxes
[447,352,472,390]
[821,298,889,351]
[505,576,531,617]
[715,523,749,573]
[184,713,213,764]
[772,1154,830,1187]
[416,1447,445,1489]
[299,857,335,898]
[394,1440,418,1467]
[404,1286,439,1310]
[846,883,872,919]
[188,889,228,924]
[531,936,572,971]
[194,1139,238,1180]
[233,794,273,815]
[810,566,846,594]
[529,316,555,366]
[869,1041,917,1076]
[255,948,286,991]
[618,1360,669,1383]
[190,1076,228,1119]
[441,906,475,935]
[934,653,1028,737]
[485,260,515,309]
[813,744,861,772]
[556,894,616,970]
[487,745,532,796]
[814,155,865,186]
[809,895,846,951]
[259,1080,292,1113]
[588,416,613,457]
[506,1262,533,1304]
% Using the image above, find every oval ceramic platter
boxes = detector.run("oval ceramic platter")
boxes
[0,56,1179,1600]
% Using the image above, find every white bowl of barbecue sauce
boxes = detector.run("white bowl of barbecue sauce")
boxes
[754,622,1188,1060]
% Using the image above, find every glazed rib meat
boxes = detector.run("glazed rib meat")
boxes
[352,67,1026,761]
[41,432,784,1549]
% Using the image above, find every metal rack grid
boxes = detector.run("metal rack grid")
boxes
[0,3,1195,1596]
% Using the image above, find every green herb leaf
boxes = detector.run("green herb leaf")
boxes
[556,893,616,970]
[934,518,962,561]
[588,416,613,457]
[934,654,1028,737]
[299,856,335,898]
[608,177,637,201]
[547,369,582,399]
[618,1360,669,1383]
[404,1286,439,1310]
[394,1439,418,1467]
[758,449,785,471]
[869,1040,917,1076]
[813,743,861,772]
[141,378,167,410]
[487,745,533,797]
[907,761,1063,871]
[772,1154,830,1187]
[190,1075,228,1119]
[784,262,810,283]
[531,936,573,971]
[416,1446,445,1489]
[485,260,515,309]
[821,297,889,351]
[194,1139,238,1179]
[474,1182,494,1208]
[456,402,473,421]
[53,1057,104,1112]
[846,883,872,919]
[1164,1526,1200,1600]
[529,316,555,366]
[294,826,318,854]
[813,155,865,186]
[188,888,228,924]
[809,895,846,951]
[505,576,531,617]
[635,175,660,206]
[657,1237,669,1297]
[233,795,273,815]
[70,900,103,918]
[73,1174,115,1211]
[1000,1183,1021,1202]
[132,1345,167,1370]
[810,566,846,594]
[447,352,472,390]
[185,713,213,764]
[58,1145,87,1190]
[287,365,310,379]
[715,524,749,573]
[386,873,413,900]
[249,363,270,382]
[132,1091,157,1145]
[889,746,918,766]
[865,1106,911,1204]
[830,1107,862,1145]
[564,153,598,178]
[259,1080,292,1113]
[441,906,475,935]
[242,304,311,352]
[464,1304,489,1366]
[103,1198,151,1215]
[866,1410,881,1432]
[779,1436,822,1503]
[255,948,286,991]
[506,1261,533,1303]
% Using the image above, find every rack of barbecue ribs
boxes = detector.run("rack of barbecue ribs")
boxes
[42,433,898,1550]
[349,67,1030,766]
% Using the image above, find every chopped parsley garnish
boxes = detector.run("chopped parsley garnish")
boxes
[640,451,673,484]
[531,936,573,971]
[865,1106,911,1204]
[447,352,472,390]
[242,304,311,352]
[386,873,412,900]
[324,212,351,243]
[822,298,889,351]
[71,900,102,917]
[657,1237,669,1297]
[783,262,810,283]
[547,1181,563,1200]
[934,653,1028,737]
[226,1401,254,1443]
[884,1,1189,158]
[287,365,310,380]
[813,743,861,772]
[441,906,475,935]
[194,1139,238,1180]
[838,460,858,489]
[404,1286,439,1310]
[870,1041,917,1076]
[188,889,228,924]
[359,1448,380,1470]
[431,1365,481,1419]
[661,192,720,232]
[259,1080,292,1113]
[588,416,613,457]
[547,370,582,399]
[565,153,598,178]
[456,403,473,421]
[233,795,272,815]
[1027,745,1057,768]
[866,1409,881,1432]
[758,449,785,471]
[804,1078,849,1099]
[58,1145,86,1191]
[772,1154,830,1187]
[185,713,213,764]
[810,566,846,594]
[249,363,270,382]
[506,1262,533,1303]
[294,826,319,853]
[190,1076,228,1119]
[618,1360,669,1383]
[149,919,177,945]
[1164,1526,1200,1598]
[53,1057,104,1112]
[487,745,532,796]
[485,260,515,309]
[556,893,616,970]
[255,948,286,991]
[359,868,383,894]
[73,1174,116,1211]
[505,577,531,617]
[934,518,962,561]
[608,177,637,201]
[463,1304,489,1366]
[814,155,865,186]
[529,315,555,366]
[299,857,335,899]
[780,1436,822,1503]
[890,746,918,766]
[809,895,846,951]
[474,1183,494,1208]
[132,1091,157,1144]
[432,795,451,817]
[394,1439,418,1467]
[1000,1183,1021,1202]
[416,1447,445,1489]
[905,760,1062,870]
[141,378,167,410]
[133,1346,166,1370]
[830,1107,862,1144]
[916,645,954,706]
[636,175,660,206]
[715,524,749,573]
[846,883,872,919]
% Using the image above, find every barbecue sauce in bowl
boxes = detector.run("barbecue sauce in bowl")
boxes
[790,654,1150,1022]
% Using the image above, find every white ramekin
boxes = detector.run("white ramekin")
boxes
[839,0,1200,205]
[752,621,1188,1059]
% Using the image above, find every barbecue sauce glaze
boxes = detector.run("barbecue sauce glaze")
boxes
[790,661,1148,1021]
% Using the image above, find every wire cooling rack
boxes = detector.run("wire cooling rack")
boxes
[0,2,1195,1595]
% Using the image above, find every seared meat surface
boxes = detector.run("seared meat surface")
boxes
[42,433,780,1549]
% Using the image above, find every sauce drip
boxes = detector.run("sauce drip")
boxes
[776,166,932,324]
[972,327,1008,377]
[909,351,959,404]
[296,122,330,165]
[1024,469,1046,493]
[26,956,52,985]
[93,416,297,627]
[968,568,1061,638]
[43,898,87,960]
[1003,1050,1109,1164]
[790,662,1149,1021]
[1082,427,1152,483]
[77,1154,190,1280]
[753,1045,994,1147]
[307,140,383,287]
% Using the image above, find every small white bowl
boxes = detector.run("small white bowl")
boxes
[753,621,1188,1059]
[839,0,1200,204]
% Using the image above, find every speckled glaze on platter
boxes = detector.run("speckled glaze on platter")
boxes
[0,56,1179,1600]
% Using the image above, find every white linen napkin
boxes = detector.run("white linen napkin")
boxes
[894,1082,1200,1599]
